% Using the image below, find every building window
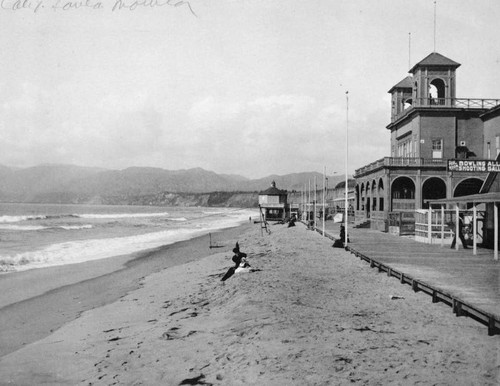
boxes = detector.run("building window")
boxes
[432,139,443,159]
[496,135,500,157]
[397,138,413,158]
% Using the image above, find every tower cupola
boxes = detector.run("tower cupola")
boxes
[409,52,460,107]
[388,76,413,122]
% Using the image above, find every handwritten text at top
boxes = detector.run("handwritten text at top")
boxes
[0,0,197,16]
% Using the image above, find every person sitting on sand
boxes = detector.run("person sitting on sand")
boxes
[231,242,247,266]
[221,242,249,281]
[221,242,261,281]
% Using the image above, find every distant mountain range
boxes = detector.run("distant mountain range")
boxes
[0,164,345,205]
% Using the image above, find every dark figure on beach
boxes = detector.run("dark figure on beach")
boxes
[333,225,349,248]
[339,225,345,242]
[221,242,249,281]
[451,215,468,249]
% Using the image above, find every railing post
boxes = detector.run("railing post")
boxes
[473,205,477,255]
[494,203,498,261]
[441,204,445,247]
[428,207,432,244]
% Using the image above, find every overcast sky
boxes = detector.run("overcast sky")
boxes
[1,0,499,178]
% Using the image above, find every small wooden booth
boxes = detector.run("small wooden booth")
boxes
[258,181,288,222]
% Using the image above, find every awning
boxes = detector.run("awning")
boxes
[427,192,500,204]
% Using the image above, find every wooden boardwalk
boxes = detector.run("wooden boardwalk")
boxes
[317,221,500,335]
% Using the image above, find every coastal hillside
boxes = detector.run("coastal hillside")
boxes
[0,164,343,206]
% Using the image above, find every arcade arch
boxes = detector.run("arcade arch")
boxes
[422,177,447,209]
[378,178,385,211]
[391,177,415,210]
[454,178,483,197]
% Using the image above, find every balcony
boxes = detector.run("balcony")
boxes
[392,98,500,122]
[354,157,447,177]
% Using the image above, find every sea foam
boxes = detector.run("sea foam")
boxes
[0,208,257,272]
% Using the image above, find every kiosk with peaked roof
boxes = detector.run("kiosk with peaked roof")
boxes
[258,181,288,222]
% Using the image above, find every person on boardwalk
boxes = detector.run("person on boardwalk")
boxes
[451,214,468,249]
[333,225,349,248]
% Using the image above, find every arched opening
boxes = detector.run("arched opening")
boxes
[366,181,371,217]
[391,177,415,210]
[403,98,412,110]
[429,78,446,105]
[422,177,446,209]
[360,183,365,212]
[371,180,377,211]
[355,185,360,211]
[454,178,483,197]
[378,178,385,211]
[454,178,483,209]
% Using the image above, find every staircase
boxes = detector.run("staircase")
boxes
[354,219,371,229]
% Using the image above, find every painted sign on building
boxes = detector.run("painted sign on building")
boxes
[447,159,500,173]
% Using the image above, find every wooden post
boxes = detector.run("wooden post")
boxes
[494,203,498,261]
[308,180,311,222]
[455,204,459,251]
[322,167,326,237]
[427,207,432,244]
[441,204,445,247]
[259,205,263,237]
[473,204,477,255]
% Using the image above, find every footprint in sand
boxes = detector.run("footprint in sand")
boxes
[160,327,197,340]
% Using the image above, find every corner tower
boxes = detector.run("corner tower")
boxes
[389,76,413,122]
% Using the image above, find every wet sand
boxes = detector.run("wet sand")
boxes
[0,222,498,385]
[0,223,251,358]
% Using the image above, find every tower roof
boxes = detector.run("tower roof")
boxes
[388,76,413,93]
[259,181,287,195]
[259,186,287,195]
[409,52,460,73]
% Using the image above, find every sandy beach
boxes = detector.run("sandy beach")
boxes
[0,222,498,385]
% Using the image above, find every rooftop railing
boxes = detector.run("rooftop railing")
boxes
[354,157,447,177]
[392,98,500,122]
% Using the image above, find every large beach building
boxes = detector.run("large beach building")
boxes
[354,52,500,239]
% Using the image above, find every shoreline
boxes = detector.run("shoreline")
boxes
[0,222,253,358]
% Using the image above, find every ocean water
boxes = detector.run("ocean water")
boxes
[0,203,257,273]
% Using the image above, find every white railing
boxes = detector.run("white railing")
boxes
[354,157,447,177]
[392,98,500,122]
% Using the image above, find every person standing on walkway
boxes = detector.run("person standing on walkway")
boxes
[451,214,468,249]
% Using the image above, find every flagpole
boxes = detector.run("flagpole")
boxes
[345,91,349,247]
[314,175,317,230]
[322,166,326,236]
[304,183,306,221]
[308,179,311,223]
